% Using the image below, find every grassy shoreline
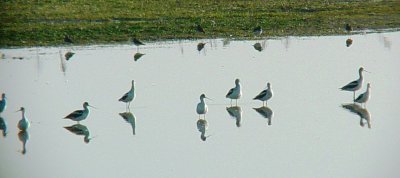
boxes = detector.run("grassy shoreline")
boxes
[1,0,399,47]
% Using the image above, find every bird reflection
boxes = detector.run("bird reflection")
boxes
[253,42,263,52]
[119,112,136,135]
[197,119,209,141]
[64,124,91,143]
[59,50,67,75]
[346,38,353,47]
[222,38,231,47]
[197,42,206,52]
[0,116,7,137]
[65,51,75,61]
[18,130,29,155]
[134,52,145,61]
[342,103,371,128]
[253,106,273,126]
[226,106,242,127]
[379,35,392,49]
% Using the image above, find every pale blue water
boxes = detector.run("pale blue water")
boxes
[0,31,399,178]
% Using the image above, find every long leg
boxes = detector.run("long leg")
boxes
[235,99,238,106]
[353,91,355,101]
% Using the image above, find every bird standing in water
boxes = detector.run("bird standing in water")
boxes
[354,83,371,107]
[226,79,242,105]
[17,107,30,131]
[64,102,94,124]
[340,67,369,100]
[196,94,211,119]
[119,80,136,109]
[254,82,273,106]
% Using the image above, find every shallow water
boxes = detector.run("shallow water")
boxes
[0,32,399,178]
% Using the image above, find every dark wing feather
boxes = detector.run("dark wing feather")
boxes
[226,88,234,97]
[341,80,358,90]
[254,90,267,100]
[355,93,364,102]
[64,110,84,119]
[119,92,129,101]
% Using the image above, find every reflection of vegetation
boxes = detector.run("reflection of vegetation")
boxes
[1,0,399,47]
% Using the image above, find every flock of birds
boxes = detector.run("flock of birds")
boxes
[0,64,371,143]
[0,23,371,145]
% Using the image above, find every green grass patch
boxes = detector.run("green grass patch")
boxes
[1,0,399,47]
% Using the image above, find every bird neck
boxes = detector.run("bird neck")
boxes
[21,110,26,120]
[359,70,364,80]
[200,98,206,104]
[83,105,89,111]
[130,84,135,91]
[235,83,241,89]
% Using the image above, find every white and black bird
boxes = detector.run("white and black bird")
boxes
[196,94,211,119]
[119,80,136,109]
[354,83,371,107]
[226,79,242,105]
[64,102,94,123]
[340,67,369,100]
[254,82,273,106]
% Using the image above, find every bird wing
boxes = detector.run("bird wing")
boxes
[65,110,84,119]
[341,80,358,90]
[254,89,267,100]
[119,92,129,101]
[355,93,365,102]
[226,88,234,97]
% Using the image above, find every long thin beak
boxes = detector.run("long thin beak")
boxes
[15,109,21,112]
[205,97,213,101]
[363,69,371,73]
[88,105,97,109]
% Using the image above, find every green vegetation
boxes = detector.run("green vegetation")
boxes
[1,0,399,47]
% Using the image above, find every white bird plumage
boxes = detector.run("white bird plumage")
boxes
[196,94,210,118]
[354,83,371,107]
[119,80,136,109]
[17,107,30,131]
[64,102,93,123]
[341,67,368,99]
[226,79,242,105]
[253,82,273,106]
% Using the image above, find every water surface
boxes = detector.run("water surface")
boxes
[0,32,399,178]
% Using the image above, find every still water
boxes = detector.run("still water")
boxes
[0,32,399,177]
